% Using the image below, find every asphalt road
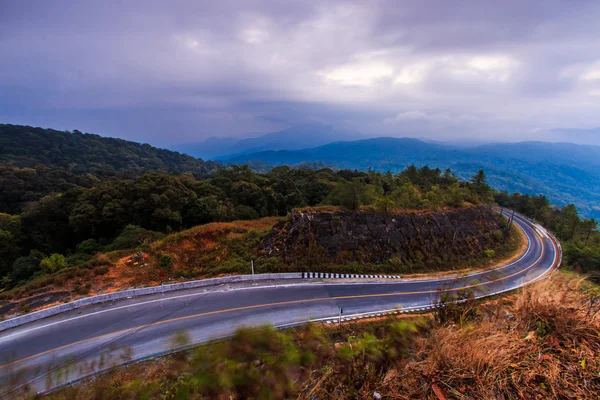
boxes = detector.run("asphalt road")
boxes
[0,212,559,396]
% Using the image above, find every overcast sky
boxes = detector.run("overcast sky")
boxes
[2,0,600,147]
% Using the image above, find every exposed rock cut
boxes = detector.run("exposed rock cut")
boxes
[260,206,507,270]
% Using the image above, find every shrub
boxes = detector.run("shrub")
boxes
[89,254,112,267]
[190,325,305,398]
[11,251,43,282]
[65,252,92,267]
[76,238,99,254]
[94,266,109,276]
[492,229,504,241]
[107,225,165,251]
[73,284,90,295]
[158,254,173,270]
[40,254,67,273]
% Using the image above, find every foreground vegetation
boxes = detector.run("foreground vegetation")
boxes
[36,272,600,399]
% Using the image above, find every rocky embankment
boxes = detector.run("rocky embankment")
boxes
[261,206,508,271]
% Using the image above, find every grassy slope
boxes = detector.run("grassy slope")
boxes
[38,272,600,400]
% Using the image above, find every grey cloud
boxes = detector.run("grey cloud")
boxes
[1,0,600,145]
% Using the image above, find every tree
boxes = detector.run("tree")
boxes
[423,185,443,210]
[470,170,491,201]
[234,205,260,220]
[556,204,580,240]
[0,213,21,277]
[230,181,268,216]
[0,229,19,278]
[374,196,395,214]
[470,169,487,187]
[11,250,44,282]
[580,218,598,245]
[327,179,369,210]
[182,198,213,227]
[494,190,510,207]
[20,194,72,254]
[447,183,468,208]
[131,174,196,231]
[392,183,422,209]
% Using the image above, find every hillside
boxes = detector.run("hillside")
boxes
[261,206,516,273]
[0,124,218,214]
[224,138,600,218]
[0,124,216,175]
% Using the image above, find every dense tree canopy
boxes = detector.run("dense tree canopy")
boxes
[0,163,490,287]
[0,124,218,213]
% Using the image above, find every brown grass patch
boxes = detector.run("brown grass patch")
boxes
[43,273,600,400]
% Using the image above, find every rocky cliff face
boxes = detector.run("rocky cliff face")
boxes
[260,206,507,271]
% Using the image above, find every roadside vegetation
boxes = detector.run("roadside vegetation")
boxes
[495,192,600,281]
[33,272,600,400]
[0,214,522,318]
[0,162,490,290]
[0,160,498,297]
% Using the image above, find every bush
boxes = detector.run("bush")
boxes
[89,254,112,267]
[94,266,109,276]
[66,252,92,267]
[158,254,173,270]
[40,253,67,273]
[191,325,305,398]
[484,249,496,258]
[11,251,44,282]
[107,225,165,251]
[76,238,99,254]
[73,284,90,295]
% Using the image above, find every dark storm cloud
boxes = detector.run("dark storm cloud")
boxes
[1,0,600,145]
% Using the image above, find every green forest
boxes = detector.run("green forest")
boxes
[0,125,598,290]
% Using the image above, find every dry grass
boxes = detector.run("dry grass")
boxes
[382,274,600,399]
[0,218,281,318]
[44,272,600,400]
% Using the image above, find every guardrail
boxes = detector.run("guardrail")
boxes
[0,273,300,332]
[0,272,405,332]
[302,272,401,279]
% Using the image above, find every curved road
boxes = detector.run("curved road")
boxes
[0,212,560,396]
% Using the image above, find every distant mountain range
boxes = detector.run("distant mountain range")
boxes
[548,127,600,146]
[172,123,365,159]
[4,123,598,219]
[222,137,600,219]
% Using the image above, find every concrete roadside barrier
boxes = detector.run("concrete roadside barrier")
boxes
[0,271,404,332]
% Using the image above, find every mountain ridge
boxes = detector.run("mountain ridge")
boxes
[172,123,365,159]
[223,137,600,219]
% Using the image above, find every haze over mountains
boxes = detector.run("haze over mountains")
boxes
[192,128,600,219]
[173,124,365,159]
